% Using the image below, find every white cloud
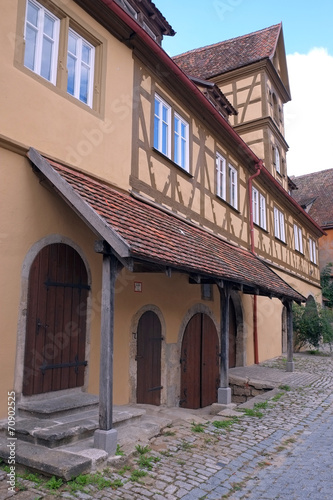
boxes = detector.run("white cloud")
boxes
[285,48,333,177]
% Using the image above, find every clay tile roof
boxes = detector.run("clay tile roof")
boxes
[28,148,305,303]
[173,24,281,80]
[291,169,333,229]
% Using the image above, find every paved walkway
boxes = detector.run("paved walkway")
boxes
[1,351,333,499]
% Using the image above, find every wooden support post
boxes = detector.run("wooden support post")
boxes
[218,282,231,404]
[94,242,123,454]
[285,299,294,372]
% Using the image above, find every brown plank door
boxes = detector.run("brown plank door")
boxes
[180,313,219,409]
[23,243,89,396]
[136,311,162,405]
[229,298,237,369]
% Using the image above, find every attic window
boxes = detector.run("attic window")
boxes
[118,0,138,19]
[143,21,157,41]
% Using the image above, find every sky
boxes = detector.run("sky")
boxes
[156,0,333,177]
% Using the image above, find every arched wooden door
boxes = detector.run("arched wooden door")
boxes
[229,298,237,368]
[136,311,162,406]
[180,313,219,409]
[23,243,89,396]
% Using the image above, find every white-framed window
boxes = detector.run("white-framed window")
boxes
[294,224,304,253]
[153,93,189,172]
[309,237,317,264]
[154,94,171,158]
[252,187,267,230]
[229,164,238,209]
[216,153,226,200]
[259,193,267,230]
[23,0,99,109]
[252,187,259,225]
[24,0,60,84]
[118,0,138,18]
[174,113,189,171]
[274,146,281,174]
[67,29,95,107]
[274,207,285,242]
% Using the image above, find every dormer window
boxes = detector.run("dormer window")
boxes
[114,0,175,45]
[143,21,157,41]
[118,0,138,18]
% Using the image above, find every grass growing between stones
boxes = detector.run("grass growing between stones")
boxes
[66,472,123,493]
[212,417,239,430]
[191,422,206,433]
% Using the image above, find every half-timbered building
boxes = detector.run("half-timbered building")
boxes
[0,0,323,453]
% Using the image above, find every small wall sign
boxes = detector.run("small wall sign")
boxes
[134,281,142,293]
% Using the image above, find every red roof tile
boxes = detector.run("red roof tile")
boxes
[28,149,304,302]
[173,24,281,80]
[291,169,333,229]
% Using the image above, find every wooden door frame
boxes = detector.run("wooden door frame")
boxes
[129,305,167,405]
[14,235,91,399]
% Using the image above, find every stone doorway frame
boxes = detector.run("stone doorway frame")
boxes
[14,234,92,401]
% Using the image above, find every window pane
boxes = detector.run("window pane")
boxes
[27,1,38,26]
[154,114,159,149]
[174,136,179,165]
[68,32,77,55]
[41,37,53,80]
[162,122,168,155]
[162,105,168,122]
[82,43,90,64]
[44,14,54,38]
[24,25,37,70]
[67,54,75,95]
[181,137,186,167]
[299,228,303,253]
[79,65,89,104]
[154,98,160,117]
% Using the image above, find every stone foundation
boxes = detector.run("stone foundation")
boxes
[229,375,274,403]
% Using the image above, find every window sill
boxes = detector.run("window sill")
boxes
[253,222,269,234]
[274,237,287,246]
[152,148,193,178]
[215,195,240,214]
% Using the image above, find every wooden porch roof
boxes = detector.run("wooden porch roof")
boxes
[28,148,305,303]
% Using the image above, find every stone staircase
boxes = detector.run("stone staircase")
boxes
[0,393,172,479]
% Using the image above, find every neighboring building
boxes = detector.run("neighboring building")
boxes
[0,0,324,452]
[291,168,333,292]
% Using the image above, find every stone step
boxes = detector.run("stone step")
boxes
[0,406,146,449]
[0,436,92,480]
[17,393,99,419]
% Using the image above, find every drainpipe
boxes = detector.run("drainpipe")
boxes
[248,160,263,364]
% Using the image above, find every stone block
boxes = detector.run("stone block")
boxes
[94,428,118,455]
[218,387,231,405]
[233,386,251,396]
[0,437,91,480]
[232,396,247,403]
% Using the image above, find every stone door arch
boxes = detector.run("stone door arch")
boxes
[23,243,89,395]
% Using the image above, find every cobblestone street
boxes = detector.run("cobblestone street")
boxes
[1,352,333,500]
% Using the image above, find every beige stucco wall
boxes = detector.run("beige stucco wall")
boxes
[0,148,103,418]
[1,0,134,188]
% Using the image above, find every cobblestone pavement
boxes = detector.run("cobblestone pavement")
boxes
[1,351,333,500]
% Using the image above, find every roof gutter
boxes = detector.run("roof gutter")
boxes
[248,160,263,365]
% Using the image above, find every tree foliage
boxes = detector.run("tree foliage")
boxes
[321,263,333,308]
[293,300,333,351]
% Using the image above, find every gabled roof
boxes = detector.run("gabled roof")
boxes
[291,169,333,229]
[28,148,305,303]
[173,24,282,80]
